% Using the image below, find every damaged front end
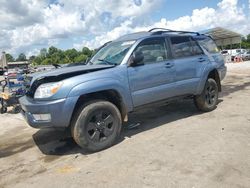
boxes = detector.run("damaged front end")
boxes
[26,65,115,98]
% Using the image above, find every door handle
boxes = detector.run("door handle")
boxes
[165,63,174,68]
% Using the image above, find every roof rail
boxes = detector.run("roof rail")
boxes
[148,28,174,32]
[178,30,201,35]
[148,28,201,36]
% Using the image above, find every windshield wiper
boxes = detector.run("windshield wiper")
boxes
[98,59,116,66]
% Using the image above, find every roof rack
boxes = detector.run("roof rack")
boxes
[148,28,201,36]
[148,28,174,32]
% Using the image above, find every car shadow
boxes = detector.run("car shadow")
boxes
[221,82,250,97]
[32,99,210,156]
[32,129,86,156]
[121,98,224,139]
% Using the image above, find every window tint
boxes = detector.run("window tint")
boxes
[170,36,193,58]
[134,38,168,64]
[196,37,219,53]
[191,40,204,55]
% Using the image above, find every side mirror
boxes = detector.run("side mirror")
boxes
[129,51,144,67]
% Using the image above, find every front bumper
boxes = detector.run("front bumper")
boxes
[19,96,78,129]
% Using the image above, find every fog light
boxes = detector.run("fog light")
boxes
[32,114,51,121]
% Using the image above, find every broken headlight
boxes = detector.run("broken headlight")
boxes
[34,81,63,99]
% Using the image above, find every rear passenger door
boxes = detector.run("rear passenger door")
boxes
[169,36,209,95]
[127,37,176,107]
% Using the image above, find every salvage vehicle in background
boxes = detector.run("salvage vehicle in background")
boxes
[241,51,250,61]
[19,28,227,152]
[0,68,5,75]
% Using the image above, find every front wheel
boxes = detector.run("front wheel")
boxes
[71,100,122,152]
[194,78,219,112]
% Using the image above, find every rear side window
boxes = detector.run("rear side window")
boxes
[170,36,194,58]
[196,37,219,53]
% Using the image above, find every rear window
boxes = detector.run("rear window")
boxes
[196,37,219,54]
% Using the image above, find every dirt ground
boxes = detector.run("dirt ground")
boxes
[1,62,250,188]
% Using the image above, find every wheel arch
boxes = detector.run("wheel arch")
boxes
[207,69,221,92]
[70,89,128,125]
[196,68,222,95]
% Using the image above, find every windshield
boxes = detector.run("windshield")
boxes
[90,41,135,65]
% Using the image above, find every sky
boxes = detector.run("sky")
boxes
[0,0,249,57]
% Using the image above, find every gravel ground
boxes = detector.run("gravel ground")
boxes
[0,61,250,188]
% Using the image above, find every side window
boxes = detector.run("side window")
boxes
[196,37,219,53]
[190,39,204,55]
[134,38,168,64]
[170,36,193,58]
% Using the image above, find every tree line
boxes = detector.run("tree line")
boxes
[5,46,94,66]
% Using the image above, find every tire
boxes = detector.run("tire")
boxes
[0,106,7,114]
[194,78,219,112]
[0,99,7,114]
[13,105,21,114]
[71,100,122,152]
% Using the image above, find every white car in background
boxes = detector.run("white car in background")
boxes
[221,49,247,61]
[241,51,250,61]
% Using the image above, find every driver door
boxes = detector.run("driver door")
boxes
[127,37,176,107]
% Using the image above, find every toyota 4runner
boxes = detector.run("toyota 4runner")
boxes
[19,28,227,151]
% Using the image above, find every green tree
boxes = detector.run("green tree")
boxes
[16,53,27,61]
[48,46,58,57]
[28,46,95,66]
[82,47,92,56]
[74,54,88,63]
[32,56,43,65]
[246,34,250,43]
[41,58,53,65]
[64,48,79,62]
[5,53,14,62]
[29,55,36,62]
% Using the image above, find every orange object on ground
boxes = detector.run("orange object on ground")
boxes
[234,56,242,63]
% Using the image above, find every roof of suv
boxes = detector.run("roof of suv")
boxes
[114,28,205,42]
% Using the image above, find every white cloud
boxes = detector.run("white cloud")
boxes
[76,0,250,50]
[0,0,160,56]
[0,0,47,29]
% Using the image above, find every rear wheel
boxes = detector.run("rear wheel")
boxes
[194,78,219,112]
[71,100,122,152]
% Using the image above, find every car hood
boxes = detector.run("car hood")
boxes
[31,64,114,82]
[26,64,115,98]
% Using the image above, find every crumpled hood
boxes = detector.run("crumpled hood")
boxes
[26,64,115,98]
[31,64,114,83]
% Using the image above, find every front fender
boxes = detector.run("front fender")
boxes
[67,78,133,112]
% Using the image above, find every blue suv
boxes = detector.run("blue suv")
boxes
[19,28,227,151]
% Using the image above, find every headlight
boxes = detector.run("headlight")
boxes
[34,81,63,99]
